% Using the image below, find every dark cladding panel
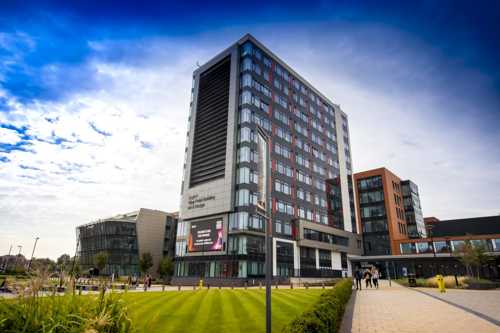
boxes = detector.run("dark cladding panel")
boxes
[189,56,231,187]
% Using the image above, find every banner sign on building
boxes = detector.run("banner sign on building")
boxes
[188,219,223,252]
[256,129,268,214]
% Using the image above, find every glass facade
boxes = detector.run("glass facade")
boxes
[176,36,356,280]
[357,176,391,255]
[77,220,139,276]
[401,180,425,238]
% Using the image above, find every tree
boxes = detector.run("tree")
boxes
[455,240,489,278]
[139,252,153,276]
[57,254,71,272]
[157,257,174,284]
[94,252,109,275]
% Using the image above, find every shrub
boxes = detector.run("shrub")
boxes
[463,277,497,290]
[282,278,352,333]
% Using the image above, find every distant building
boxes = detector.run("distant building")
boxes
[353,168,423,255]
[349,214,500,279]
[424,216,440,225]
[77,208,178,276]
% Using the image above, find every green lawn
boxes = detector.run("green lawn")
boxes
[123,288,324,333]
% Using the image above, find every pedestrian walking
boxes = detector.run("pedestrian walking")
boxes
[372,268,379,289]
[143,275,148,291]
[355,267,363,290]
[364,268,373,288]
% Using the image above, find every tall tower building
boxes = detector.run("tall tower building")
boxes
[174,34,362,284]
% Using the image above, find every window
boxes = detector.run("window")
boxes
[241,42,253,57]
[400,243,417,254]
[283,222,292,236]
[359,191,384,204]
[274,110,289,126]
[236,189,257,206]
[239,127,256,143]
[238,146,258,163]
[276,200,294,215]
[237,167,257,184]
[263,57,271,67]
[296,153,310,168]
[295,122,308,137]
[273,94,288,109]
[241,57,252,71]
[433,241,450,253]
[275,179,291,195]
[239,108,251,123]
[176,222,188,237]
[175,240,187,256]
[314,179,325,191]
[296,170,312,185]
[276,161,293,177]
[275,143,291,159]
[361,204,386,218]
[241,73,252,87]
[358,176,382,191]
[276,126,292,143]
[275,220,282,233]
[230,212,264,232]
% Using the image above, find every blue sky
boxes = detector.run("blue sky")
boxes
[1,1,499,258]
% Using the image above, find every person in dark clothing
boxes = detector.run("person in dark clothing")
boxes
[364,268,373,288]
[354,268,363,290]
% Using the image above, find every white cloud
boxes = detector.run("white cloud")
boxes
[0,127,21,144]
[1,27,499,259]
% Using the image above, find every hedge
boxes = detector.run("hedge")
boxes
[282,278,353,333]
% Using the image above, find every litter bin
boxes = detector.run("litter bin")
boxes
[408,273,417,287]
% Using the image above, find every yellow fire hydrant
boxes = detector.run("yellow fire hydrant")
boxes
[436,275,446,293]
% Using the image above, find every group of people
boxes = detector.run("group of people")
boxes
[354,266,379,290]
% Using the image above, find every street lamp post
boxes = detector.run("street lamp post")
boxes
[1,245,12,272]
[27,237,40,272]
[425,224,436,276]
[14,245,22,271]
[256,126,272,333]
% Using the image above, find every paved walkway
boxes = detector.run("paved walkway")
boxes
[340,280,500,333]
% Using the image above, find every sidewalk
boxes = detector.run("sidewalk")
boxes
[340,280,500,333]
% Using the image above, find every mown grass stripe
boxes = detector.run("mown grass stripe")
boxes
[133,292,195,332]
[159,290,209,333]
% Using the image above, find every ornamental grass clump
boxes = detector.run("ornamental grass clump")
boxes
[0,270,134,333]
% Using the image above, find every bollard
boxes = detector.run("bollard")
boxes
[207,284,210,290]
[244,282,247,290]
[436,275,446,293]
[322,282,325,289]
[290,284,293,289]
[259,282,262,289]
[162,284,165,292]
[275,282,278,289]
[178,285,181,291]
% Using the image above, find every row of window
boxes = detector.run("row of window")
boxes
[240,59,338,143]
[239,108,272,132]
[358,176,383,191]
[359,190,384,204]
[303,228,349,246]
[298,208,328,224]
[229,212,265,232]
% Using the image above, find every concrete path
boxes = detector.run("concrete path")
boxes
[340,280,500,333]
